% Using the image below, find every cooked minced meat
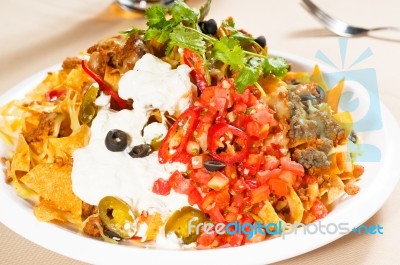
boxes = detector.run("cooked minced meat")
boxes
[293,148,331,170]
[288,84,346,173]
[62,57,81,70]
[23,112,58,143]
[87,33,148,76]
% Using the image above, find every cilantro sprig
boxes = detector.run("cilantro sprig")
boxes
[122,0,288,95]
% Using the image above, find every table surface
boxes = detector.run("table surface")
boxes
[0,0,399,264]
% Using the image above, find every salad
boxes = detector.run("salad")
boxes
[0,0,363,249]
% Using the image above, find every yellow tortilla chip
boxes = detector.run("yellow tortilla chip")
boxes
[327,78,344,113]
[34,199,67,222]
[20,163,82,218]
[286,186,304,223]
[326,175,345,204]
[48,124,90,157]
[10,134,30,176]
[258,201,285,228]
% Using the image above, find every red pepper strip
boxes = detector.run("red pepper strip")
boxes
[208,123,250,164]
[45,89,66,102]
[183,49,208,91]
[81,60,131,110]
[158,106,202,164]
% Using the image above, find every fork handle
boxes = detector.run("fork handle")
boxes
[368,27,400,41]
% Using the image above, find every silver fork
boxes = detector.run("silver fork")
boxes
[301,0,400,37]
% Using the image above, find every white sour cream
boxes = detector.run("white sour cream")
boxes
[71,54,197,246]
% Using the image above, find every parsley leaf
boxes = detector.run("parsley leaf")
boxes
[145,6,167,28]
[121,27,144,36]
[199,0,212,21]
[144,28,161,41]
[170,0,199,27]
[262,57,288,78]
[213,37,246,70]
[221,19,254,42]
[235,66,259,93]
[168,25,206,54]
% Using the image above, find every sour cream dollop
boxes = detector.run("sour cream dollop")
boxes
[72,54,196,217]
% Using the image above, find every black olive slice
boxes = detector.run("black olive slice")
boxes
[105,129,128,152]
[255,35,266,48]
[199,19,217,35]
[204,160,226,172]
[128,144,151,158]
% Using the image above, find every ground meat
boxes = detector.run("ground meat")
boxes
[82,202,98,220]
[86,34,148,76]
[288,90,345,145]
[83,216,101,238]
[62,57,81,70]
[309,111,346,145]
[293,148,331,173]
[23,112,58,143]
[344,182,360,195]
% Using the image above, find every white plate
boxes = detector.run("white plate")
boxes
[0,50,399,265]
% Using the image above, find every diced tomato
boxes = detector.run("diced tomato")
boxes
[243,154,263,176]
[229,233,244,246]
[268,178,288,197]
[224,164,238,179]
[208,171,230,191]
[280,156,305,176]
[264,155,280,170]
[252,109,274,124]
[250,184,270,204]
[207,205,226,223]
[225,212,239,223]
[233,89,250,105]
[232,177,249,193]
[214,189,230,209]
[188,188,203,206]
[152,178,171,195]
[247,93,258,107]
[278,170,296,185]
[168,171,194,195]
[233,102,247,113]
[246,121,261,138]
[197,231,216,247]
[310,199,328,220]
[190,169,212,184]
[257,168,282,184]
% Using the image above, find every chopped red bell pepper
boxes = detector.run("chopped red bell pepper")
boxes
[81,60,131,110]
[158,106,202,164]
[207,123,250,164]
[183,49,208,91]
[45,89,66,102]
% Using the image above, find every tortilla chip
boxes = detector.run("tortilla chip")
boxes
[286,186,304,223]
[258,201,285,228]
[10,134,30,177]
[34,199,67,222]
[326,175,345,204]
[48,124,90,157]
[20,163,82,218]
